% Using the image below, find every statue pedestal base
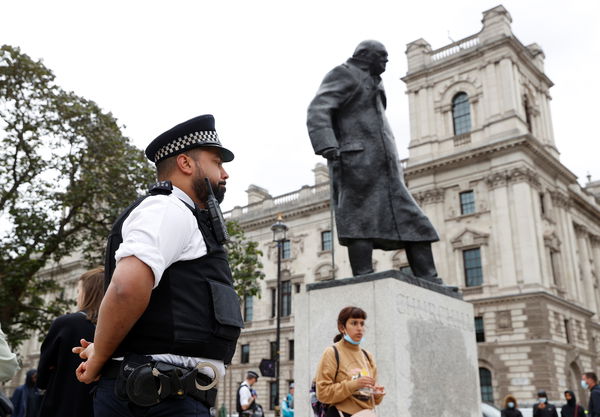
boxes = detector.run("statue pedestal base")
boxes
[294,270,481,417]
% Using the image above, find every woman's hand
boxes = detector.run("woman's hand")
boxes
[373,385,386,396]
[354,376,375,389]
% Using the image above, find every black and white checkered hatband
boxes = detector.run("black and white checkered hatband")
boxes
[154,130,221,163]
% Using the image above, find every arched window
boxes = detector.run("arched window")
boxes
[479,367,494,403]
[523,95,533,132]
[452,92,472,135]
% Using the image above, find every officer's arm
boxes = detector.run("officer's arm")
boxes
[75,256,154,383]
[241,387,255,410]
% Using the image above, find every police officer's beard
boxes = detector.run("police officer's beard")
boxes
[192,175,226,204]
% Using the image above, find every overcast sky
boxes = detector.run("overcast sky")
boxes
[2,0,599,211]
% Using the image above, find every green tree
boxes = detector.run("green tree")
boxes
[226,220,265,298]
[0,45,155,347]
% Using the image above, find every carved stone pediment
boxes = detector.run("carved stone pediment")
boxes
[451,228,490,249]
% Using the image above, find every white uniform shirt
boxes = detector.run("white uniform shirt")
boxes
[114,185,224,378]
[239,381,253,409]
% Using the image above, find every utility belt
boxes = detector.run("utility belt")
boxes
[103,354,218,410]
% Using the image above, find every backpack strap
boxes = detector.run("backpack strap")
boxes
[361,349,373,368]
[332,345,340,380]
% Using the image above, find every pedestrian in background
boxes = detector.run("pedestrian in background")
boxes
[10,369,41,417]
[582,372,600,417]
[561,390,585,417]
[533,390,558,417]
[501,394,523,417]
[36,267,104,417]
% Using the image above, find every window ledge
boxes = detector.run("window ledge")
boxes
[448,209,491,221]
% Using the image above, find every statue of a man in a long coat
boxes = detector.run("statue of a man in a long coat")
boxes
[307,40,441,281]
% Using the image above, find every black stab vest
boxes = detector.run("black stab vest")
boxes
[104,191,243,364]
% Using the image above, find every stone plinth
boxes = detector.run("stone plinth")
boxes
[294,270,481,417]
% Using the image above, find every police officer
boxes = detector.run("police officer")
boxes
[73,115,243,417]
[237,371,259,417]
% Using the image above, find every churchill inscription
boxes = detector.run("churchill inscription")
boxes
[396,293,473,331]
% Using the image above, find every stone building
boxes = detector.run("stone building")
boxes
[220,4,600,413]
[8,4,600,414]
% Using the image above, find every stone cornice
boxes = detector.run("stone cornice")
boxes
[471,291,597,318]
[404,135,577,184]
[568,189,600,224]
[231,198,330,232]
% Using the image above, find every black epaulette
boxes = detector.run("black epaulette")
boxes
[148,180,173,195]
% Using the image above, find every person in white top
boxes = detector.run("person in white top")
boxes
[73,114,241,417]
[238,371,259,417]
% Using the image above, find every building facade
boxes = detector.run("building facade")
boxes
[221,5,600,413]
[8,4,600,414]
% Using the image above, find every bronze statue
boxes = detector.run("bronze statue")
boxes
[307,40,441,283]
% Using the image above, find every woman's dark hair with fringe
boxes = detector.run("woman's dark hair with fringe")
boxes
[78,267,105,324]
[333,306,367,343]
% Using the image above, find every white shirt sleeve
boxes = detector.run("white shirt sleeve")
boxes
[240,384,252,407]
[115,194,207,288]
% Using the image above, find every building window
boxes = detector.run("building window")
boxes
[549,250,560,286]
[244,295,253,322]
[270,341,277,360]
[460,190,475,215]
[564,319,571,344]
[269,381,278,410]
[523,95,533,132]
[282,240,291,259]
[321,231,333,251]
[271,288,276,318]
[452,92,471,135]
[475,316,485,343]
[282,281,292,317]
[479,368,493,403]
[539,192,546,216]
[463,248,483,287]
[289,339,294,361]
[241,344,250,364]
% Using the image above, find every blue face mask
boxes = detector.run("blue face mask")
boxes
[343,334,363,345]
[507,402,515,408]
[539,398,547,404]
[582,380,590,389]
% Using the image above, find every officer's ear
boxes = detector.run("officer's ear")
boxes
[175,153,195,176]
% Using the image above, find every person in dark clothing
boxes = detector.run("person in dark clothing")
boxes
[533,390,558,417]
[37,268,104,417]
[10,369,41,417]
[582,372,600,417]
[501,394,523,417]
[561,390,586,417]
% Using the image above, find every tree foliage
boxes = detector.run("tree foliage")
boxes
[0,45,155,347]
[226,220,265,299]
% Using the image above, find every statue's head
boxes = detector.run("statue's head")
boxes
[352,40,388,76]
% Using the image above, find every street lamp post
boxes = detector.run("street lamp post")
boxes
[271,215,288,417]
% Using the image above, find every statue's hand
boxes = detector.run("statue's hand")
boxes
[322,148,340,161]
